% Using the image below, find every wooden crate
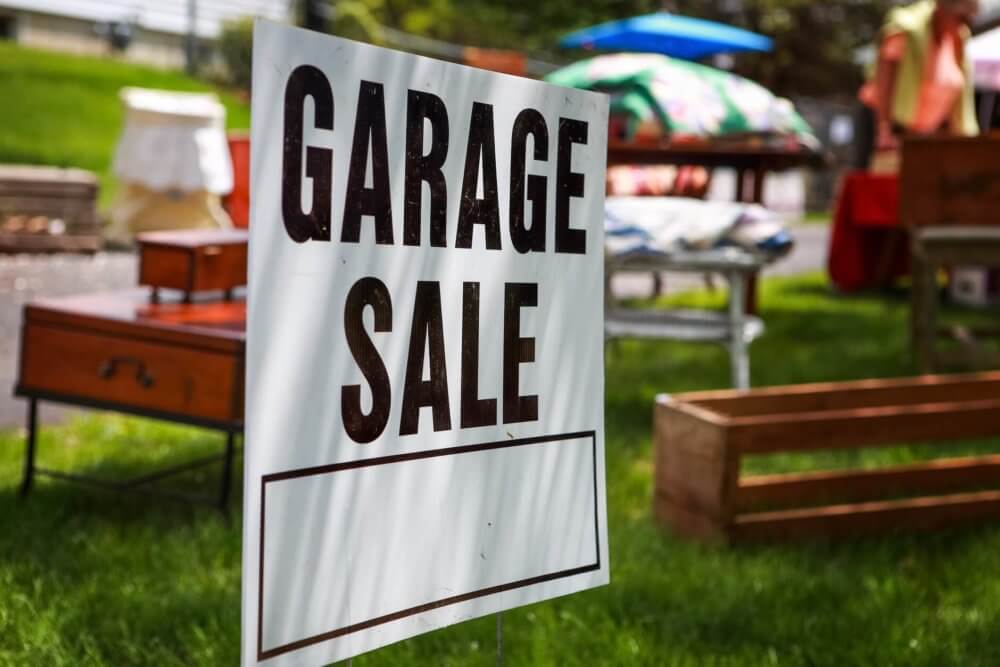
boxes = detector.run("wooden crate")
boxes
[0,165,101,252]
[653,372,1000,543]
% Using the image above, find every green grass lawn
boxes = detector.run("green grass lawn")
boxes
[800,211,831,225]
[0,42,249,207]
[4,273,1000,666]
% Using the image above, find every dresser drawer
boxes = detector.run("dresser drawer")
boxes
[18,323,243,425]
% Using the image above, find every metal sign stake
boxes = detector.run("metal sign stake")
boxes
[496,612,504,666]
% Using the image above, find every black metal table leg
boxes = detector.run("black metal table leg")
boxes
[218,430,237,512]
[15,394,242,511]
[19,399,37,498]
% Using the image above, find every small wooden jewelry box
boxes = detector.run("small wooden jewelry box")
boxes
[137,229,248,302]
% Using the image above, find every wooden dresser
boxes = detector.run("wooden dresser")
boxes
[14,288,246,509]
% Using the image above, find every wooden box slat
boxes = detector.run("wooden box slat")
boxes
[737,454,1000,512]
[732,490,1000,541]
[679,372,1000,417]
[728,399,1000,454]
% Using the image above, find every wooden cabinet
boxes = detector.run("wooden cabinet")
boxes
[16,289,245,429]
[14,289,246,509]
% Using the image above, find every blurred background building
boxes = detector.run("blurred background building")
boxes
[0,0,291,69]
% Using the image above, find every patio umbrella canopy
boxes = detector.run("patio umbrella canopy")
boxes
[560,12,773,61]
[546,53,816,146]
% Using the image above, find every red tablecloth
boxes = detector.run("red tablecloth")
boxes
[827,171,909,292]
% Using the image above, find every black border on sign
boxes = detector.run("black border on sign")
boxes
[257,430,600,661]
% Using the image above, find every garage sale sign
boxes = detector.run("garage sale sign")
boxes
[242,20,609,666]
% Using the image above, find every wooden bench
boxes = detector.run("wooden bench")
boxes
[653,372,1000,543]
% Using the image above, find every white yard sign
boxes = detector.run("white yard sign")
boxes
[242,20,609,666]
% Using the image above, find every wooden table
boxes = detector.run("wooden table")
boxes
[605,248,767,389]
[14,288,245,511]
[606,140,827,204]
[606,140,826,313]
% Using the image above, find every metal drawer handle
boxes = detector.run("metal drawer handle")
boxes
[97,356,155,388]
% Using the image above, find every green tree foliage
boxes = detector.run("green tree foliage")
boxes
[218,17,254,90]
[328,0,898,98]
[667,0,896,97]
[329,0,663,53]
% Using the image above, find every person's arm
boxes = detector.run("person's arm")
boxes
[873,32,906,149]
[873,58,899,148]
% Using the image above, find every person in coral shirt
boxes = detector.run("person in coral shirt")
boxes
[859,0,980,155]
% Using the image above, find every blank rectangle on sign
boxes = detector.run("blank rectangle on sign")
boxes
[258,432,598,660]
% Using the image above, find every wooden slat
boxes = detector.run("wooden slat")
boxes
[736,455,1000,512]
[656,394,729,426]
[728,398,1000,453]
[678,372,1000,418]
[732,490,1000,540]
[672,371,1000,403]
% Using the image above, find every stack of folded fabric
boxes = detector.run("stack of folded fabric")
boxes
[604,195,794,260]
